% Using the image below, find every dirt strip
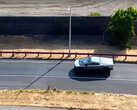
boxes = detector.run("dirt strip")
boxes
[0,89,136,110]
[0,36,137,61]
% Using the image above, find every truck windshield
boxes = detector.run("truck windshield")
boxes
[79,57,91,65]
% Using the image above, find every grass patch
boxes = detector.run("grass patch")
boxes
[79,91,90,94]
[88,13,101,16]
[66,90,73,94]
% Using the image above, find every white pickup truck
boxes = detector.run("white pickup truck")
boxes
[74,56,114,73]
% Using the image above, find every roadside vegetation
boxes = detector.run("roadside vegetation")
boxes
[88,12,101,16]
[0,89,136,110]
[108,6,137,49]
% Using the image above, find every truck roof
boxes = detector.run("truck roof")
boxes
[91,57,113,65]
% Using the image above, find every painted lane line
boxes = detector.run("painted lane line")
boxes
[0,75,137,82]
[0,60,74,64]
[0,60,136,67]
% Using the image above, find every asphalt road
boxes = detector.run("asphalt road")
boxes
[0,59,137,95]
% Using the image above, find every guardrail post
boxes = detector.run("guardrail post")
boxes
[62,52,64,58]
[49,52,52,58]
[11,51,14,57]
[123,55,127,61]
[60,52,64,59]
[87,53,89,57]
[75,52,77,59]
[36,52,39,58]
[24,52,27,58]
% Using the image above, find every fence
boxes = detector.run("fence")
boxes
[0,51,137,61]
[0,16,109,35]
[0,16,110,42]
[0,16,137,42]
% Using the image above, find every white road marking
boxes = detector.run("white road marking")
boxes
[0,75,137,82]
[0,59,74,64]
[0,59,136,66]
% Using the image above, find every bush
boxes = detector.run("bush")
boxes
[108,7,137,49]
[88,13,101,16]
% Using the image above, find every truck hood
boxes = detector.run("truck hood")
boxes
[74,59,80,67]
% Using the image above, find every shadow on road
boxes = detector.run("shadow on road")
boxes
[68,68,110,81]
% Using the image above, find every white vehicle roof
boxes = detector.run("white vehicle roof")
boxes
[91,57,113,65]
[91,57,100,63]
[100,57,113,65]
[74,56,113,67]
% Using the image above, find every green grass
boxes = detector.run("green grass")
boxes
[88,13,101,16]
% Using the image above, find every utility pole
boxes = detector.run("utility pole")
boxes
[68,4,71,56]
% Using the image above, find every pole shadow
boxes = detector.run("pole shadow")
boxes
[68,68,110,81]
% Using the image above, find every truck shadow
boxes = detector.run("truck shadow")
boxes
[68,68,110,81]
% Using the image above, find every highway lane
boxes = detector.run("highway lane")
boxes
[0,59,137,94]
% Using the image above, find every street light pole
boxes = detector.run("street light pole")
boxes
[68,4,71,56]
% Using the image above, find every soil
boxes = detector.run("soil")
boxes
[0,89,137,110]
[0,36,137,61]
[0,0,137,16]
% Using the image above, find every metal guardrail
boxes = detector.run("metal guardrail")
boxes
[0,51,137,61]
